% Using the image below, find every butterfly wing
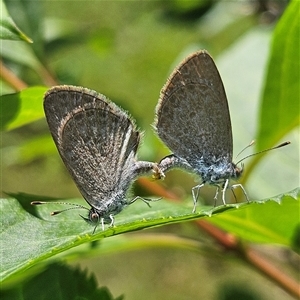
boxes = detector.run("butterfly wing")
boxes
[44,86,141,208]
[155,50,233,167]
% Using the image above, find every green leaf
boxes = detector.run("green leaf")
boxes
[208,188,300,248]
[0,263,123,300]
[1,188,299,282]
[0,0,32,42]
[0,86,47,131]
[4,0,45,59]
[256,0,300,150]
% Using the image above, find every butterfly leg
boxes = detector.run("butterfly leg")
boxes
[101,218,105,231]
[92,218,104,234]
[231,184,249,202]
[231,188,238,203]
[221,179,229,205]
[108,214,115,227]
[213,185,220,206]
[129,196,161,208]
[192,182,205,213]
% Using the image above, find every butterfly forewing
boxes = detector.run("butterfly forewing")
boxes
[155,50,233,165]
[44,86,140,206]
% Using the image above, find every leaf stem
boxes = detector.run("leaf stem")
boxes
[0,60,28,91]
[197,219,299,299]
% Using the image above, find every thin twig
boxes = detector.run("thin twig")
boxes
[197,219,300,299]
[0,60,27,91]
[150,182,299,298]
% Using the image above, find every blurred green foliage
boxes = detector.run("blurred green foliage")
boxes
[1,1,299,299]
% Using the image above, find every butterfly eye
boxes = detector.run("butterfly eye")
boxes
[90,212,100,223]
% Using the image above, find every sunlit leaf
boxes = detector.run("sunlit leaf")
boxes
[0,0,32,42]
[256,0,300,150]
[0,86,47,131]
[1,188,298,282]
[209,188,300,247]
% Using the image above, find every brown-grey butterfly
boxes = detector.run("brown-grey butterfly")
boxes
[32,85,157,232]
[154,50,289,211]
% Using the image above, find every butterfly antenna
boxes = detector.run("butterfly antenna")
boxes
[234,140,255,160]
[31,201,89,216]
[235,141,290,166]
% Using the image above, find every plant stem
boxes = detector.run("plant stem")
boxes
[0,60,27,91]
[197,219,300,299]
